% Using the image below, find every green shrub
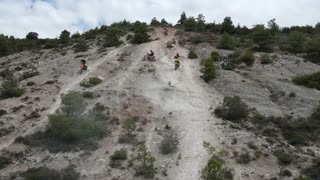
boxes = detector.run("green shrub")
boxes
[47,113,106,143]
[304,38,320,63]
[261,54,273,64]
[250,26,274,52]
[74,40,89,52]
[301,160,320,180]
[214,96,249,123]
[292,71,320,90]
[59,30,71,45]
[0,78,25,99]
[61,91,86,117]
[236,152,251,164]
[183,17,197,31]
[131,23,150,44]
[44,39,59,49]
[111,149,127,161]
[0,156,11,169]
[288,31,306,53]
[247,142,258,150]
[218,32,235,50]
[126,34,133,41]
[202,57,217,83]
[274,150,293,165]
[82,91,94,98]
[202,156,233,180]
[80,77,102,88]
[134,144,156,178]
[311,104,320,122]
[20,71,40,80]
[21,91,108,152]
[279,169,292,177]
[132,32,150,44]
[160,130,179,154]
[188,50,198,59]
[119,117,138,144]
[104,27,124,47]
[239,50,255,66]
[110,149,127,168]
[211,51,220,61]
[89,77,102,85]
[21,166,79,180]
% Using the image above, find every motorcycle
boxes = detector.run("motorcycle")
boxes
[142,55,156,61]
[175,61,180,70]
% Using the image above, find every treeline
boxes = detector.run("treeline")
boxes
[1,12,320,62]
[177,12,320,62]
[0,20,151,57]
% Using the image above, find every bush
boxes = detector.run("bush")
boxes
[160,130,179,154]
[183,17,197,31]
[80,77,102,88]
[82,91,94,98]
[132,32,150,44]
[0,109,7,117]
[0,156,11,169]
[304,38,320,63]
[274,150,293,165]
[292,71,320,90]
[44,39,59,49]
[59,30,71,45]
[188,50,198,59]
[261,54,273,64]
[202,156,233,180]
[218,33,235,50]
[119,117,138,144]
[110,149,127,168]
[21,166,80,180]
[61,91,86,117]
[0,78,25,99]
[22,91,107,152]
[202,57,217,83]
[74,40,89,52]
[279,169,292,177]
[214,96,249,123]
[301,160,320,180]
[104,27,124,47]
[111,149,127,161]
[239,50,255,66]
[47,112,105,143]
[288,31,306,53]
[131,22,150,44]
[20,71,40,80]
[237,152,251,164]
[247,142,258,150]
[251,26,274,52]
[126,34,133,41]
[134,144,156,178]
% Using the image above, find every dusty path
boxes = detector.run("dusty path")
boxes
[135,28,224,180]
[0,46,126,151]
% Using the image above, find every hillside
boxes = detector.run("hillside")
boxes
[0,26,320,180]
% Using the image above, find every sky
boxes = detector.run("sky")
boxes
[0,0,319,38]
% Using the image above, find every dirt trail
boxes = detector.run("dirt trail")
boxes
[0,46,125,151]
[135,28,224,180]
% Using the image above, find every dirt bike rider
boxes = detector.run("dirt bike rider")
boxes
[147,50,155,60]
[80,59,87,74]
[174,53,181,66]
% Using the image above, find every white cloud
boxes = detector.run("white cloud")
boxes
[0,0,319,38]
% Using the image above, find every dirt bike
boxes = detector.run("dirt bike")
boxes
[175,61,180,70]
[80,65,87,74]
[142,55,156,61]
